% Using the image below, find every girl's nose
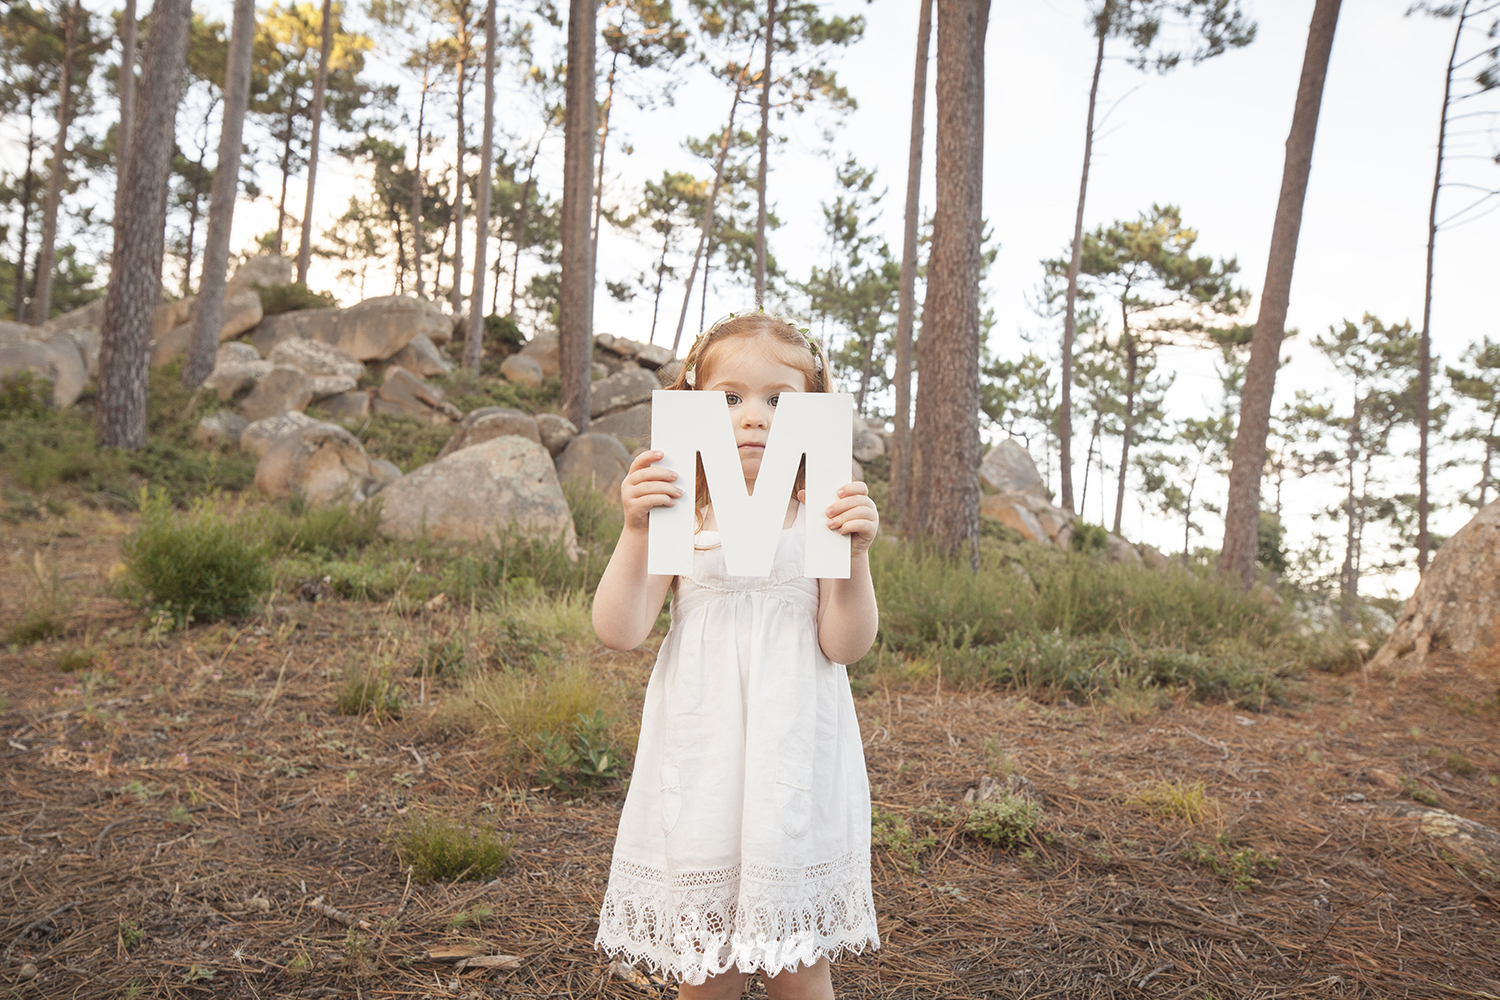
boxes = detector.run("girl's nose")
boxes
[740,404,769,429]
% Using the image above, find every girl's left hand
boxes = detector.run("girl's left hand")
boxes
[801,482,880,555]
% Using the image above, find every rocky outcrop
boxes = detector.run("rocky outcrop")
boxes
[852,416,885,463]
[0,337,86,408]
[536,413,578,456]
[224,253,294,300]
[371,366,462,423]
[250,295,448,362]
[978,440,1078,552]
[1369,499,1500,675]
[388,333,453,378]
[376,436,578,558]
[499,353,544,387]
[589,366,658,419]
[268,338,364,400]
[239,410,325,458]
[981,438,1048,497]
[193,411,248,448]
[1374,801,1500,862]
[255,422,379,505]
[317,390,372,419]
[436,406,541,459]
[240,365,314,422]
[518,330,559,378]
[591,402,651,448]
[555,432,631,500]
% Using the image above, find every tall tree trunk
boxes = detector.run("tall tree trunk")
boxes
[181,142,208,297]
[593,48,620,253]
[1057,6,1109,510]
[857,324,876,416]
[95,0,191,448]
[1112,329,1137,536]
[412,63,429,298]
[13,114,37,321]
[297,0,334,284]
[1339,399,1360,621]
[558,0,597,431]
[649,230,669,342]
[183,0,255,388]
[910,0,990,564]
[275,110,295,254]
[465,0,498,372]
[31,0,80,324]
[451,23,468,315]
[1418,0,1469,570]
[116,0,138,207]
[1219,0,1341,589]
[753,0,775,307]
[699,237,712,332]
[508,134,544,319]
[891,0,933,525]
[672,64,748,352]
[1080,411,1100,517]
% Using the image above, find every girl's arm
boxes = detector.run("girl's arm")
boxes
[593,451,678,650]
[812,482,880,665]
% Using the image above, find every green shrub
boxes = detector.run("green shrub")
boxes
[391,817,511,882]
[1071,521,1109,552]
[437,367,559,415]
[260,502,381,555]
[121,490,269,623]
[0,371,52,418]
[871,807,938,873]
[484,313,525,348]
[1183,837,1279,889]
[254,281,338,316]
[964,795,1040,849]
[1128,778,1220,823]
[5,552,70,645]
[335,665,403,718]
[338,413,454,473]
[536,710,628,794]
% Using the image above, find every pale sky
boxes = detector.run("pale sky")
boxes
[10,0,1497,596]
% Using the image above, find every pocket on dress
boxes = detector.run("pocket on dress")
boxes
[660,763,682,834]
[774,758,812,839]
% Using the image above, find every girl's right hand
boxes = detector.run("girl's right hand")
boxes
[620,450,682,534]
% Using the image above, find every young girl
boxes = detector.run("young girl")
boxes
[592,314,881,999]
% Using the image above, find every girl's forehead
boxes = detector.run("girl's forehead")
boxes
[701,336,810,383]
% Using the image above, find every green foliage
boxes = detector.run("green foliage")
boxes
[1070,521,1109,552]
[258,500,382,555]
[436,368,560,415]
[964,795,1040,850]
[1402,777,1441,807]
[254,281,339,316]
[335,665,403,718]
[1257,511,1288,574]
[535,710,628,794]
[1128,779,1220,823]
[871,807,938,873]
[392,816,511,882]
[121,491,269,624]
[0,371,52,418]
[1183,836,1279,890]
[336,412,454,473]
[484,313,525,348]
[5,551,70,645]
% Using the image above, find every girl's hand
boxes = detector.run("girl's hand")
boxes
[620,450,682,534]
[801,482,880,556]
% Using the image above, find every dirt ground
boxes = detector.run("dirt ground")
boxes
[4,519,1500,999]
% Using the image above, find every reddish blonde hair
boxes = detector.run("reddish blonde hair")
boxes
[665,313,831,524]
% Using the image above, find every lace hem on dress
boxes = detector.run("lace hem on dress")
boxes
[595,852,879,985]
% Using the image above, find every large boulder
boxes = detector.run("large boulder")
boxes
[239,410,324,457]
[518,330,560,378]
[590,366,658,418]
[239,366,314,422]
[224,253,294,301]
[203,358,273,402]
[147,290,265,367]
[980,495,1047,543]
[0,338,87,408]
[554,432,631,501]
[371,365,462,423]
[376,436,578,558]
[388,333,453,377]
[591,401,652,448]
[852,418,885,463]
[1369,498,1500,675]
[636,343,673,370]
[255,422,378,505]
[500,353,544,387]
[436,406,541,460]
[317,389,372,419]
[268,333,363,381]
[218,341,262,365]
[536,413,579,457]
[193,411,249,448]
[250,295,448,362]
[981,439,1048,499]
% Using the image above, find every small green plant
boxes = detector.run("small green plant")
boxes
[119,921,146,950]
[287,951,313,975]
[871,807,938,873]
[446,904,494,931]
[1402,777,1441,807]
[260,502,381,555]
[335,666,404,718]
[536,710,626,793]
[392,816,512,882]
[6,551,70,645]
[0,370,53,418]
[1183,837,1280,889]
[1070,521,1109,553]
[254,281,337,316]
[121,490,269,623]
[343,929,375,977]
[1128,778,1220,823]
[181,963,215,983]
[1446,752,1478,778]
[964,794,1040,849]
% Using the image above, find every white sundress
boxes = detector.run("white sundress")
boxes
[595,505,880,984]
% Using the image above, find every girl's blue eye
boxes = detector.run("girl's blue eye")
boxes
[725,392,742,405]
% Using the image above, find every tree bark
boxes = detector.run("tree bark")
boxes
[1218,0,1341,589]
[558,0,597,431]
[183,0,256,389]
[753,0,775,308]
[465,0,498,372]
[671,63,748,353]
[1058,7,1109,511]
[891,0,933,525]
[275,109,295,253]
[297,0,334,285]
[593,48,620,253]
[116,0,138,207]
[1418,0,1469,570]
[910,0,990,564]
[13,112,38,321]
[1339,397,1360,620]
[1112,329,1137,536]
[412,62,429,298]
[31,0,80,324]
[94,0,191,449]
[451,15,469,314]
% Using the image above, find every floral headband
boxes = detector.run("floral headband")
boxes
[682,313,823,388]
